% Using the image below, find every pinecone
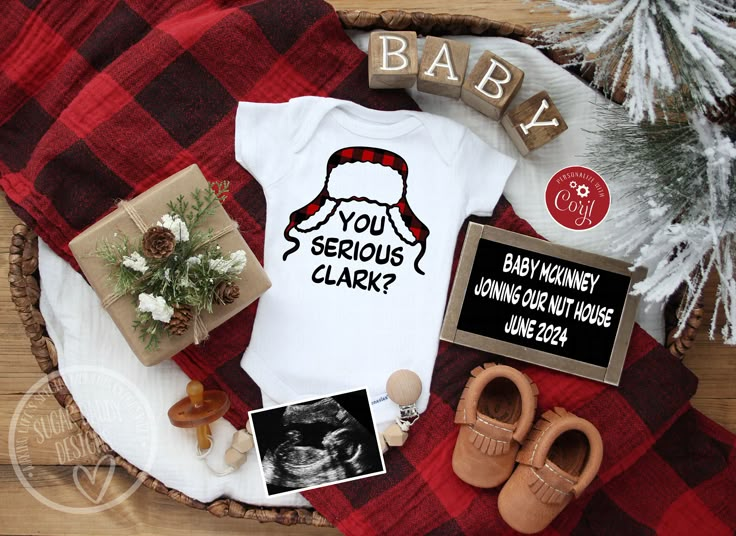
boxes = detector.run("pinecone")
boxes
[215,282,240,305]
[705,94,736,125]
[166,305,192,336]
[142,226,175,259]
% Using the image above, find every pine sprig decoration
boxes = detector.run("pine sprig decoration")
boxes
[97,181,247,351]
[589,107,736,343]
[97,235,144,296]
[536,0,736,122]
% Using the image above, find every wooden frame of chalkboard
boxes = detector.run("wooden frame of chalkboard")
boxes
[440,224,647,386]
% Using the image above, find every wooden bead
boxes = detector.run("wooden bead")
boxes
[369,31,418,89]
[379,433,389,453]
[417,36,470,98]
[386,369,422,406]
[461,51,524,121]
[383,423,408,447]
[501,90,568,156]
[231,429,254,454]
[224,447,247,469]
[245,419,253,435]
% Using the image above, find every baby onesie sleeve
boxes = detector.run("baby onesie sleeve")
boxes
[234,101,292,189]
[455,128,517,217]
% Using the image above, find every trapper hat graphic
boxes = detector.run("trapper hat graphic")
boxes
[283,146,429,275]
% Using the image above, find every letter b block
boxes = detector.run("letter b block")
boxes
[417,36,470,98]
[461,51,524,120]
[369,31,418,89]
[501,91,568,155]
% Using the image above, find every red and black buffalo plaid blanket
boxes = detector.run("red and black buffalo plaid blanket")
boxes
[1,1,734,534]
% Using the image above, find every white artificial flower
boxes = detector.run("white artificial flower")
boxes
[157,213,189,242]
[121,251,148,274]
[228,250,247,274]
[208,257,230,274]
[208,250,247,274]
[186,255,202,266]
[137,293,174,323]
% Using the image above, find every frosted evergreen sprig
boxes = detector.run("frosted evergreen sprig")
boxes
[535,0,736,123]
[97,181,247,351]
[587,106,736,343]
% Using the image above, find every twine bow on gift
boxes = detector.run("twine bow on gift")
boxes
[99,200,239,345]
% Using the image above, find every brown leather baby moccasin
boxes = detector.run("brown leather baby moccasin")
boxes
[498,407,603,534]
[452,363,538,488]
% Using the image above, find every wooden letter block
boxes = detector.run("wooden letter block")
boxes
[417,36,470,98]
[369,31,418,89]
[501,91,568,155]
[461,51,524,121]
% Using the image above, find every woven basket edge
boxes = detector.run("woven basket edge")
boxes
[337,9,533,40]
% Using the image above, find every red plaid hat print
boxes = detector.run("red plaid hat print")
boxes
[284,146,430,274]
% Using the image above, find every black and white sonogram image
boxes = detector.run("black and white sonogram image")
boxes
[249,389,385,496]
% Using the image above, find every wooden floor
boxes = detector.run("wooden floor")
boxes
[0,1,733,534]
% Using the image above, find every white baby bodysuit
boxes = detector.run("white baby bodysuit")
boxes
[235,96,516,428]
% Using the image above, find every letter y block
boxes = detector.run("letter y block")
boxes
[369,31,419,89]
[501,91,568,155]
[461,51,524,120]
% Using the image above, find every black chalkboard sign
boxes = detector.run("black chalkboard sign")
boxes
[440,224,647,385]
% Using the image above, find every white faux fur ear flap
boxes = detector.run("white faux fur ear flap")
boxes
[387,206,417,244]
[295,199,339,232]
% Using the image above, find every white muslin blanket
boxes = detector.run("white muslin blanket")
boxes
[39,35,663,507]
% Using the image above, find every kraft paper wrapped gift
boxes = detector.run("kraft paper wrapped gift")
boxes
[69,164,270,366]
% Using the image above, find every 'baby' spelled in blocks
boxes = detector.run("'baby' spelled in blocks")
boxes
[367,34,569,155]
[368,31,418,89]
[461,50,524,121]
[501,91,568,155]
[417,36,471,98]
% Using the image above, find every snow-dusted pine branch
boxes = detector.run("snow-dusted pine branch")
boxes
[590,108,736,343]
[537,0,736,123]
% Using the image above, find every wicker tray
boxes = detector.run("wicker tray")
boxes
[6,10,704,528]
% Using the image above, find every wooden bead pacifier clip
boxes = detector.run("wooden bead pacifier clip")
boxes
[380,369,422,451]
[168,380,255,476]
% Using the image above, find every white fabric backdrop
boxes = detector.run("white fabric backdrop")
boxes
[39,35,663,507]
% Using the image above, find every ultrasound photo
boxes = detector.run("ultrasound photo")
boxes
[249,389,386,496]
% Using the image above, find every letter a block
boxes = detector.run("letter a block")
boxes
[461,51,524,120]
[501,90,568,156]
[369,31,418,89]
[417,36,470,98]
